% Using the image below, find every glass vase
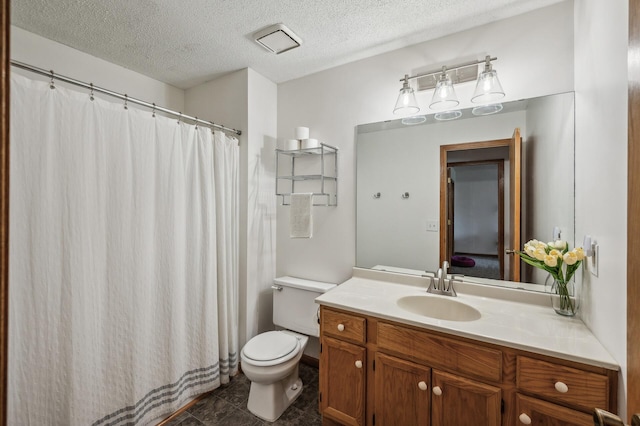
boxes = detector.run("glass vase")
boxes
[546,278,578,317]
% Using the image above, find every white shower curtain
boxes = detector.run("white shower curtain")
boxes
[8,73,239,425]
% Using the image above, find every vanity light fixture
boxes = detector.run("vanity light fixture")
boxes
[472,55,505,104]
[393,75,420,115]
[394,55,505,120]
[429,67,459,110]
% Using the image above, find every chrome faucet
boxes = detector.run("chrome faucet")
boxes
[438,260,448,289]
[426,260,460,297]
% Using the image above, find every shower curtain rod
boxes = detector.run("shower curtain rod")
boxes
[10,60,242,136]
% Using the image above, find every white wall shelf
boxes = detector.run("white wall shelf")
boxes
[276,143,338,206]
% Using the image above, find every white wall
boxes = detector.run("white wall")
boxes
[185,68,278,349]
[277,1,575,284]
[11,26,184,111]
[246,69,278,340]
[574,0,629,417]
[524,92,575,284]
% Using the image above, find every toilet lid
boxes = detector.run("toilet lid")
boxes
[242,331,299,362]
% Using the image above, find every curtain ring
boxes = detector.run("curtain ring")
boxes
[89,83,94,101]
[177,112,182,125]
[194,117,198,129]
[123,94,129,110]
[152,103,156,118]
[49,70,55,90]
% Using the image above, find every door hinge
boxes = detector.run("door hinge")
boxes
[373,414,376,425]
[320,343,322,353]
[373,360,375,371]
[447,177,452,183]
[319,392,322,403]
[501,399,504,413]
[448,219,452,226]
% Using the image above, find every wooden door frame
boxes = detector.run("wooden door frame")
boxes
[446,159,505,279]
[446,167,455,260]
[1,0,9,423]
[628,0,640,421]
[439,139,512,276]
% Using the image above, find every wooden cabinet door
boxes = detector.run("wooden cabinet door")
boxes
[374,353,430,426]
[431,370,501,426]
[320,336,366,426]
[516,394,594,426]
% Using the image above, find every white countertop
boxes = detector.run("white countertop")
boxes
[315,269,619,370]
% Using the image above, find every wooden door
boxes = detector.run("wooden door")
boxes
[374,353,430,426]
[446,168,454,261]
[431,370,501,426]
[320,336,366,426]
[508,128,522,281]
[516,394,593,426]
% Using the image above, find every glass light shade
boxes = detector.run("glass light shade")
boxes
[429,74,459,110]
[434,110,462,121]
[402,115,427,125]
[393,85,420,115]
[472,103,503,116]
[471,69,505,104]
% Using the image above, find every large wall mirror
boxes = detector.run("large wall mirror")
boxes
[356,92,575,290]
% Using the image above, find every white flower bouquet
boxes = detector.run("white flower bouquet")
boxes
[516,239,586,315]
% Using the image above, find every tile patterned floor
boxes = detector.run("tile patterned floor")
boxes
[163,363,322,425]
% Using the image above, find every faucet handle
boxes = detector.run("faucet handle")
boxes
[444,274,463,297]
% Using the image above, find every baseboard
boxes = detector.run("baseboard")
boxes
[301,354,319,368]
[156,391,212,425]
[156,370,243,425]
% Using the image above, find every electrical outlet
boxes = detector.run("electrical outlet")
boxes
[427,221,438,232]
[590,243,599,277]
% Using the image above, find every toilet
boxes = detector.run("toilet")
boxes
[241,276,336,422]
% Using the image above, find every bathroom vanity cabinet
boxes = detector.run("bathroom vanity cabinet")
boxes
[318,306,617,426]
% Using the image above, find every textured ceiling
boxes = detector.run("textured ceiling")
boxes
[11,0,562,89]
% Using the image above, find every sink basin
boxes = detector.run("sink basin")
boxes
[396,295,481,322]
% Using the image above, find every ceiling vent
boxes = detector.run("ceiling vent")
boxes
[253,24,302,54]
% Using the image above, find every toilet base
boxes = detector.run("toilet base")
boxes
[247,372,303,422]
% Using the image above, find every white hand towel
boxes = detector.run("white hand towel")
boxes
[290,193,313,238]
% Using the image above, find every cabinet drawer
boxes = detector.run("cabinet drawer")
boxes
[516,394,594,426]
[377,322,502,383]
[517,356,609,412]
[321,308,366,344]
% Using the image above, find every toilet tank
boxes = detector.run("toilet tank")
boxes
[273,276,336,337]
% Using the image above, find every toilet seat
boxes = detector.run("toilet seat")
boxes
[242,331,300,367]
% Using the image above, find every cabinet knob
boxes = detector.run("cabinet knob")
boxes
[554,381,569,393]
[432,386,442,396]
[355,360,363,369]
[418,381,428,391]
[337,323,345,332]
[518,413,532,424]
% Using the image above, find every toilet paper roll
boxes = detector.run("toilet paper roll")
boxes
[285,139,300,150]
[294,127,310,140]
[301,138,320,149]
